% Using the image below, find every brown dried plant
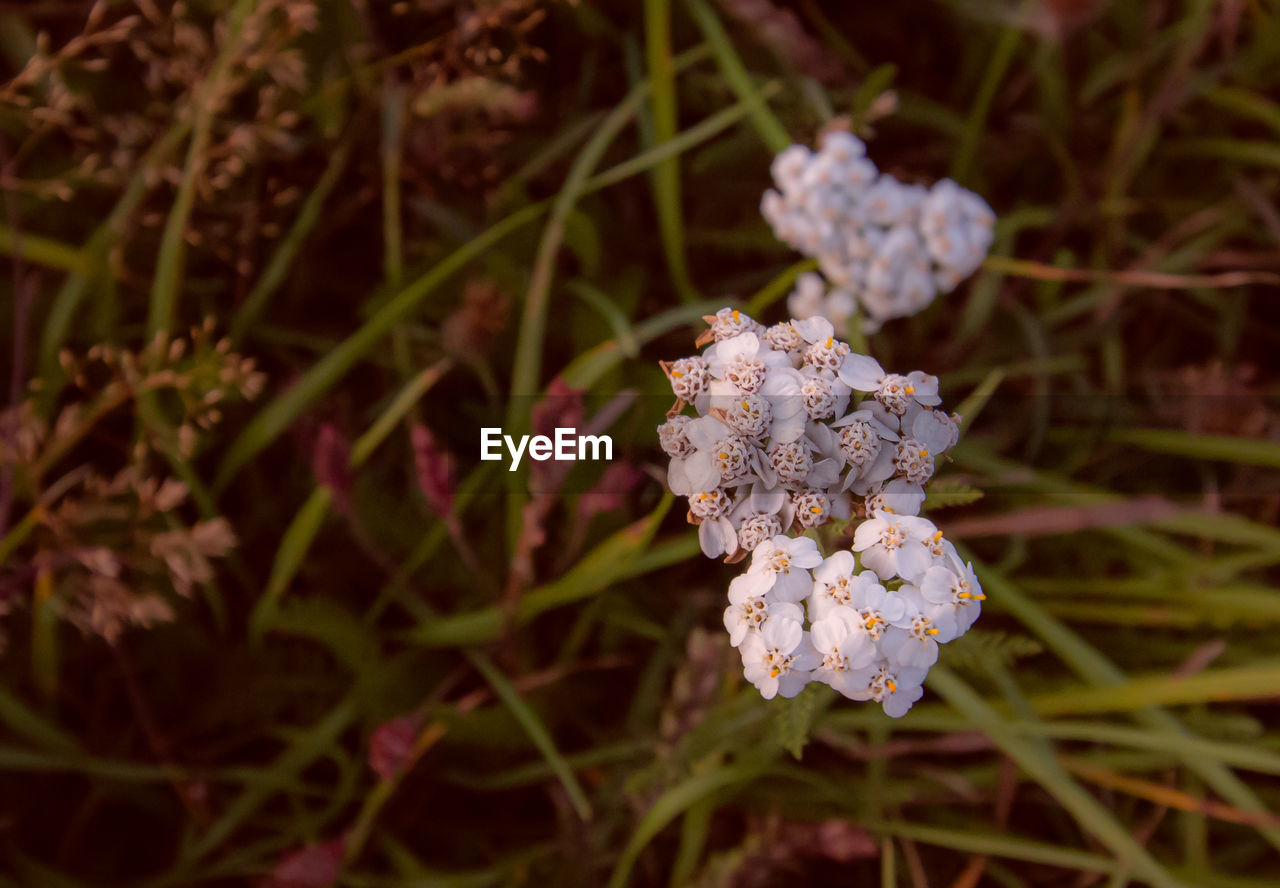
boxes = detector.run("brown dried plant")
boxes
[1,0,319,267]
[382,0,565,193]
[0,321,264,648]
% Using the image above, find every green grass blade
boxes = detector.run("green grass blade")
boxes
[566,281,641,358]
[978,565,1280,853]
[250,359,454,637]
[1104,428,1280,469]
[0,226,96,275]
[1201,86,1280,137]
[146,0,257,342]
[952,24,1021,184]
[686,0,790,153]
[744,257,819,316]
[644,0,697,303]
[215,84,769,490]
[866,819,1117,875]
[1026,662,1280,715]
[249,487,333,640]
[179,695,357,866]
[927,666,1182,888]
[504,69,650,435]
[0,683,79,753]
[466,651,593,821]
[36,119,192,387]
[1168,138,1280,170]
[229,130,356,344]
[605,763,768,888]
[408,494,674,647]
[1010,721,1280,776]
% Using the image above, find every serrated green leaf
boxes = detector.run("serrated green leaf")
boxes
[943,629,1044,676]
[772,690,816,760]
[771,683,833,761]
[924,479,986,510]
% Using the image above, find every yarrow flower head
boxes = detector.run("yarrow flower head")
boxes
[657,303,983,717]
[766,131,995,333]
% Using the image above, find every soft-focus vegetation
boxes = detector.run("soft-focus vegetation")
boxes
[1,1,1279,885]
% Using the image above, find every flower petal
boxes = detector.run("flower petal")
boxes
[838,353,884,390]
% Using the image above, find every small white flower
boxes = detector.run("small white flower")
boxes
[893,437,935,485]
[799,373,837,421]
[704,332,790,388]
[786,271,827,322]
[918,555,985,637]
[658,415,695,459]
[739,615,821,699]
[735,511,784,553]
[741,535,824,602]
[835,415,881,469]
[683,415,769,490]
[702,307,764,343]
[848,571,911,640]
[879,663,928,718]
[792,488,837,529]
[723,574,804,647]
[767,438,815,490]
[852,514,936,582]
[906,406,961,454]
[862,177,927,227]
[770,145,812,196]
[689,489,738,559]
[688,488,732,521]
[715,389,773,442]
[838,354,941,416]
[793,317,852,374]
[864,478,926,517]
[817,130,867,164]
[762,321,805,357]
[920,178,995,282]
[880,615,942,670]
[662,356,709,404]
[809,552,886,622]
[812,608,879,697]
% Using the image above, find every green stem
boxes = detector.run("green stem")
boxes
[687,0,791,153]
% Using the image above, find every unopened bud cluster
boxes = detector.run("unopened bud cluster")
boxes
[762,131,995,333]
[658,308,983,717]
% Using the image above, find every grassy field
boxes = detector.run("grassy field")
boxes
[2,1,1280,885]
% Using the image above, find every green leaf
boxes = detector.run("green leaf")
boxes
[922,478,986,510]
[941,629,1044,675]
[0,226,97,275]
[771,682,829,760]
[866,818,1117,875]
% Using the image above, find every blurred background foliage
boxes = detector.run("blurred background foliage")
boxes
[1,0,1280,885]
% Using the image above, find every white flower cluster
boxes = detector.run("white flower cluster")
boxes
[658,307,984,717]
[761,131,996,334]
